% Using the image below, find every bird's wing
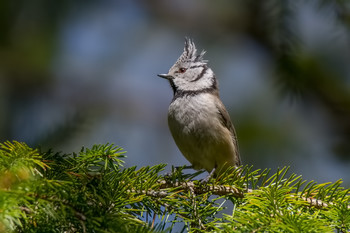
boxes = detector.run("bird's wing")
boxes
[216,101,242,166]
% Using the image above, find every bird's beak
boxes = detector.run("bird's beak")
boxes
[157,74,172,80]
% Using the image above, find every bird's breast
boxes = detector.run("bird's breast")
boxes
[168,94,223,139]
[167,94,236,172]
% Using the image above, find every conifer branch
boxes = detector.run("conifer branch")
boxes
[1,141,349,232]
[158,180,244,198]
[135,179,350,210]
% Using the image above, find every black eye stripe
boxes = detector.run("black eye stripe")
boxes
[190,66,208,82]
[189,64,206,69]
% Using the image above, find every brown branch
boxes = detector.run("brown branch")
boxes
[130,180,349,209]
[301,197,330,208]
[158,180,245,198]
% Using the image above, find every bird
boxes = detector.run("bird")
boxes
[158,38,241,178]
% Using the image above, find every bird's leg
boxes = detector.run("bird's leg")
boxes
[201,167,216,183]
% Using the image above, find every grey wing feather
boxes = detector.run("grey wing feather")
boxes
[216,101,242,166]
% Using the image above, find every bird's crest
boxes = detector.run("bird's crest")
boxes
[175,38,207,65]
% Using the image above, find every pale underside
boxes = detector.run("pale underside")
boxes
[168,93,238,173]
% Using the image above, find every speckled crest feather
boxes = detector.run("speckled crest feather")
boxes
[175,38,207,65]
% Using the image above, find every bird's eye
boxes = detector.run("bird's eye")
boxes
[179,68,187,73]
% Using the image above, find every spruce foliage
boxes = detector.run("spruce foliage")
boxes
[0,141,349,232]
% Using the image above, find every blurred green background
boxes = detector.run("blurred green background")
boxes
[1,0,350,185]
